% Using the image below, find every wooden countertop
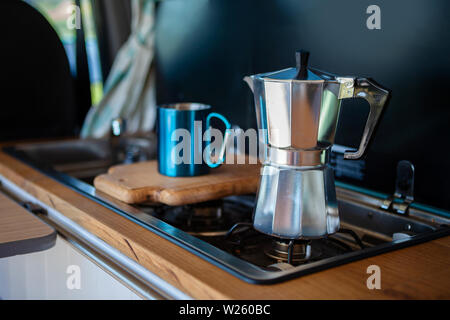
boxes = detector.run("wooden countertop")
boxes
[0,149,449,299]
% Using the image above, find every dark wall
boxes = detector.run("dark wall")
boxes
[154,0,450,210]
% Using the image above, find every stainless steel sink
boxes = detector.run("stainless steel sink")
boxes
[11,136,156,181]
[17,139,110,165]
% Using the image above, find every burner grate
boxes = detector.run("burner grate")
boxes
[220,221,369,268]
[137,198,253,237]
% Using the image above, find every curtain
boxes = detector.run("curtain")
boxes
[81,0,156,138]
[92,0,131,78]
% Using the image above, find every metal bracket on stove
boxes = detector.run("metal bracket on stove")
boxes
[380,160,415,215]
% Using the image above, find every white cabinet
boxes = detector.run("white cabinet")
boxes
[0,235,141,300]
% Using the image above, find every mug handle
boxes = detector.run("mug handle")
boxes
[205,112,232,168]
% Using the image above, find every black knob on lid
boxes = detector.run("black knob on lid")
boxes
[295,50,310,80]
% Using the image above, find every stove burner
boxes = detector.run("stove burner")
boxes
[147,198,252,236]
[224,222,325,267]
[184,201,225,236]
[265,240,312,265]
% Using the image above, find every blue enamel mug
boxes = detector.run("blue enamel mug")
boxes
[157,103,231,177]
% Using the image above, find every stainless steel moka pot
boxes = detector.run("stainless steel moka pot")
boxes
[244,51,390,239]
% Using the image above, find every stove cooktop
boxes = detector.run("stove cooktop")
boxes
[130,192,449,282]
[137,197,369,270]
[5,143,450,284]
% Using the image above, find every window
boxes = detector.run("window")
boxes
[25,0,104,105]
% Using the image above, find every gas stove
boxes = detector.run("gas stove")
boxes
[128,190,449,281]
[5,142,450,284]
[137,196,367,270]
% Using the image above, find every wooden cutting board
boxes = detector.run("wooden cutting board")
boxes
[94,159,261,206]
[0,192,56,258]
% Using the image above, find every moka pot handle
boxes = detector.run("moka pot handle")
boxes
[343,78,390,160]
